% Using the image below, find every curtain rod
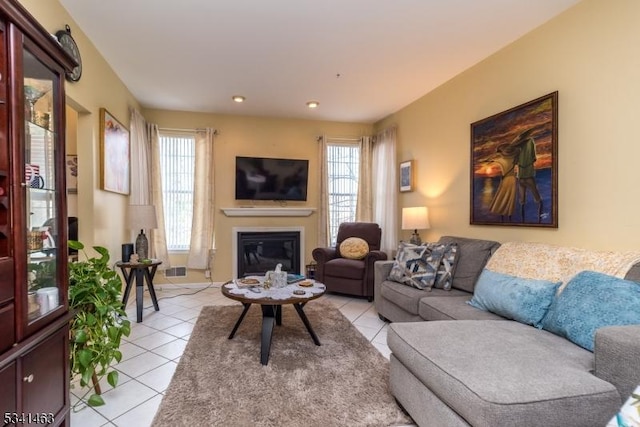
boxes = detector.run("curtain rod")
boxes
[159,127,219,135]
[316,136,361,142]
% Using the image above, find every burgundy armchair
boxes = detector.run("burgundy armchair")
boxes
[312,222,387,301]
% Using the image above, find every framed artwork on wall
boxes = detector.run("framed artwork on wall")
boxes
[470,91,558,227]
[399,160,414,192]
[66,154,77,194]
[100,108,130,195]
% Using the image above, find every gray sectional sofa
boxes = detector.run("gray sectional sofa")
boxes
[374,236,640,427]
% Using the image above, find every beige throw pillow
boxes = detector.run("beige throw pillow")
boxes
[340,237,370,260]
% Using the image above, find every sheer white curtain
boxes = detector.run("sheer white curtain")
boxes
[355,136,373,222]
[128,110,170,266]
[148,124,170,267]
[129,109,151,205]
[373,127,398,255]
[187,128,216,269]
[317,136,330,247]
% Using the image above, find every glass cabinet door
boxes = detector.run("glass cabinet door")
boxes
[23,48,60,324]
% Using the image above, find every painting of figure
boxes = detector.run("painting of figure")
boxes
[470,92,558,227]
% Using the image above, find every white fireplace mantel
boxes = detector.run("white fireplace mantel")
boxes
[221,207,316,217]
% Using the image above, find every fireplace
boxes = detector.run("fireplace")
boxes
[232,227,304,278]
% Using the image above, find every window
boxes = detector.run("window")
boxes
[326,143,360,246]
[159,132,195,251]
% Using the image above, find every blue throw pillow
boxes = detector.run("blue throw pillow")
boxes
[468,269,561,327]
[541,270,640,352]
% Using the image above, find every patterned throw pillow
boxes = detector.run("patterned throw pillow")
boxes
[388,242,445,290]
[433,243,460,291]
[541,270,640,351]
[339,237,369,260]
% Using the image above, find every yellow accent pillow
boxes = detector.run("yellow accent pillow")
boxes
[340,237,370,260]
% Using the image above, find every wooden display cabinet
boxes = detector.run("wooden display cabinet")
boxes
[0,1,76,426]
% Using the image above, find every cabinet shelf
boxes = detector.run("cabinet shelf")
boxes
[27,186,55,193]
[26,118,53,134]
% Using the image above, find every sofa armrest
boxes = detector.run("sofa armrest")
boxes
[375,260,395,284]
[312,247,338,263]
[364,250,388,267]
[374,260,396,310]
[594,324,640,401]
[312,247,338,283]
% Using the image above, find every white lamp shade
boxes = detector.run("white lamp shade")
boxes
[402,206,430,230]
[127,205,158,230]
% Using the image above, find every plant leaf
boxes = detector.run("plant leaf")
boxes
[81,368,92,386]
[68,240,84,250]
[74,329,88,343]
[78,349,93,368]
[107,370,119,388]
[87,394,105,407]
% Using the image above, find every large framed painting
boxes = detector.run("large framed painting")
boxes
[470,92,558,227]
[100,108,130,195]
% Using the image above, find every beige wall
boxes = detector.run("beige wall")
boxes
[376,0,640,251]
[21,0,141,260]
[24,0,639,281]
[142,109,372,282]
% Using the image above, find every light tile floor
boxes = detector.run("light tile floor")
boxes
[69,283,394,426]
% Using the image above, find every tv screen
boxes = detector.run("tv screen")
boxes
[235,156,309,201]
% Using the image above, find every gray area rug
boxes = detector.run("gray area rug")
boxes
[153,300,412,426]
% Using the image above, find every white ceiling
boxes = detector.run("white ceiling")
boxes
[59,0,580,123]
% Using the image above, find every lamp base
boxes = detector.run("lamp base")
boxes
[409,230,422,246]
[135,230,149,259]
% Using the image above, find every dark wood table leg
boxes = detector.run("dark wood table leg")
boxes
[144,265,160,311]
[260,305,279,365]
[275,304,282,326]
[135,268,145,323]
[120,268,134,309]
[294,303,321,346]
[228,303,251,339]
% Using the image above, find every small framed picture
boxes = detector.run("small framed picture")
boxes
[399,160,414,192]
[66,154,78,194]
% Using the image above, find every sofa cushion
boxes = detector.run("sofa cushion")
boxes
[419,296,506,321]
[323,258,364,280]
[339,237,369,260]
[437,236,500,293]
[541,270,640,351]
[388,242,444,290]
[388,320,620,427]
[467,269,560,327]
[380,280,468,315]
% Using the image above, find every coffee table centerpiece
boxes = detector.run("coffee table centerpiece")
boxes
[221,276,326,365]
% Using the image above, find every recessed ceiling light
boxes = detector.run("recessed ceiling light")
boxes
[306,101,319,109]
[232,95,245,103]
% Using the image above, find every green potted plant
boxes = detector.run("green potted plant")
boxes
[68,240,131,407]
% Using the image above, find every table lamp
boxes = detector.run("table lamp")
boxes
[127,204,158,259]
[402,206,430,245]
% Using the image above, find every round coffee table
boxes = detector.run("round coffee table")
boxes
[221,278,326,365]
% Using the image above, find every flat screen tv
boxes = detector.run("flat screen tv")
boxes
[235,156,309,201]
